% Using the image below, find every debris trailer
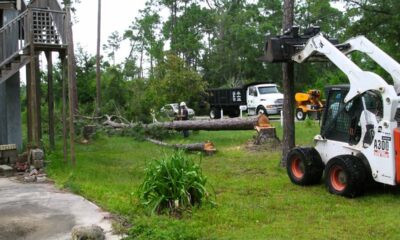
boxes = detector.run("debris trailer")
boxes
[207,83,284,119]
[268,31,400,197]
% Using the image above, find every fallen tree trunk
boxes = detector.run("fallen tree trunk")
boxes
[145,138,216,154]
[101,114,272,132]
[102,115,131,128]
[148,116,265,131]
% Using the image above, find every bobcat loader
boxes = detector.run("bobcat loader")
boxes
[285,34,400,197]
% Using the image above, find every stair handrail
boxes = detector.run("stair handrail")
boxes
[0,9,30,68]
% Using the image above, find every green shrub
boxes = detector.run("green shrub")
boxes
[137,151,212,215]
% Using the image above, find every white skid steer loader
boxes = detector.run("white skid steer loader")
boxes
[286,34,400,197]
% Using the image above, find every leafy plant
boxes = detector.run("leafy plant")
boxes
[137,151,212,215]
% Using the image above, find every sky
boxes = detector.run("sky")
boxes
[73,0,147,64]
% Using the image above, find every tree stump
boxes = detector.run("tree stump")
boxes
[82,125,97,143]
[247,114,281,150]
[254,127,280,145]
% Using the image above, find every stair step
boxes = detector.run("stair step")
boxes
[1,69,10,77]
[0,165,14,177]
[11,62,20,69]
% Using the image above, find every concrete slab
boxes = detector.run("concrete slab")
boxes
[0,178,122,240]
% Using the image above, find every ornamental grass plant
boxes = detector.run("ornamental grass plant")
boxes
[138,151,212,215]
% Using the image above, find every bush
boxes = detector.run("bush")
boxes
[137,151,212,215]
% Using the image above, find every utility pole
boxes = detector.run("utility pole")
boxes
[281,0,295,167]
[96,0,102,114]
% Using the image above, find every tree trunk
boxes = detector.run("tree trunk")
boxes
[46,52,55,150]
[96,0,102,114]
[101,115,271,132]
[148,115,268,131]
[61,54,68,164]
[66,7,76,166]
[145,138,216,154]
[281,0,295,167]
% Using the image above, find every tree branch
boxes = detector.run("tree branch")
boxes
[345,0,392,15]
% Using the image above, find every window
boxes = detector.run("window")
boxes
[322,90,353,142]
[363,91,383,119]
[258,86,279,94]
[249,87,258,97]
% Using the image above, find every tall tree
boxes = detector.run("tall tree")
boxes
[344,0,400,77]
[281,0,295,167]
[124,8,163,78]
[96,0,101,113]
[103,31,122,66]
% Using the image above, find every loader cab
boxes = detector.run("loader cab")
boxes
[321,85,383,145]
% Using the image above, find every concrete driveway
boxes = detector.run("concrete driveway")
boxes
[0,177,121,240]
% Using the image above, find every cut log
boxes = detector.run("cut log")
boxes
[149,115,268,131]
[145,138,216,154]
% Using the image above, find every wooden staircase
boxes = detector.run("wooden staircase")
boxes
[0,54,30,84]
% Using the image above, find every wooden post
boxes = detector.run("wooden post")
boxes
[60,52,68,163]
[281,0,295,167]
[35,55,42,140]
[46,51,55,150]
[65,7,76,166]
[26,60,32,143]
[96,0,102,114]
[27,9,40,148]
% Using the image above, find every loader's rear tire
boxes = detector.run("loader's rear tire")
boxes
[325,156,366,198]
[286,147,324,185]
[296,108,306,121]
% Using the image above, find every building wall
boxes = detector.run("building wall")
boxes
[0,8,22,150]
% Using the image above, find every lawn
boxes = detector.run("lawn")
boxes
[47,120,400,239]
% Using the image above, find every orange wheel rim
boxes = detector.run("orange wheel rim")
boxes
[330,166,347,191]
[291,157,304,180]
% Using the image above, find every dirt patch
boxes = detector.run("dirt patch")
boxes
[245,139,281,152]
[240,168,267,176]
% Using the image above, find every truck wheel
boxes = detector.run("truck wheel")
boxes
[228,108,240,118]
[257,106,267,116]
[286,147,324,185]
[209,108,221,119]
[325,156,366,198]
[296,108,306,121]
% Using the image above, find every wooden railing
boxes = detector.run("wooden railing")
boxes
[30,8,66,46]
[0,7,66,68]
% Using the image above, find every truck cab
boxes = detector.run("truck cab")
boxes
[246,83,283,116]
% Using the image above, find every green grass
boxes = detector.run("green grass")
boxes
[47,121,400,239]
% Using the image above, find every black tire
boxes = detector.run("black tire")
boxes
[296,108,306,121]
[209,107,221,119]
[325,155,366,198]
[286,147,324,185]
[256,106,267,116]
